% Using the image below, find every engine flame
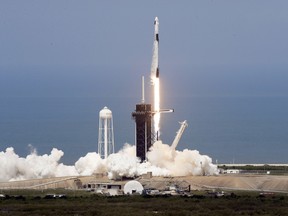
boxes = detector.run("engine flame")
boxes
[153,77,160,139]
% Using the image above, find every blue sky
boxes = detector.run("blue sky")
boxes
[1,0,288,98]
[1,1,288,164]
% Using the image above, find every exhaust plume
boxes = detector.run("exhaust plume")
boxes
[0,141,218,182]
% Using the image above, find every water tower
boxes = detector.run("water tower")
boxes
[98,106,115,159]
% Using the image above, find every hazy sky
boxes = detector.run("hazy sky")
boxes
[1,0,288,98]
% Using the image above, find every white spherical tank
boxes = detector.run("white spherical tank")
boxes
[124,180,144,195]
[98,106,115,159]
[99,106,112,118]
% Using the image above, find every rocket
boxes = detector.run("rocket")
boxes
[154,17,159,42]
[150,17,174,141]
[151,17,161,141]
[150,17,160,84]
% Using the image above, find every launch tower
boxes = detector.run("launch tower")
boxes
[132,103,153,162]
[132,77,153,162]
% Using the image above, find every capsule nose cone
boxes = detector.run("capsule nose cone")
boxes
[154,17,159,25]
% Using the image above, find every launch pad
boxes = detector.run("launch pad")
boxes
[132,17,173,162]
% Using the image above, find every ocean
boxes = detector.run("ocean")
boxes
[0,96,287,165]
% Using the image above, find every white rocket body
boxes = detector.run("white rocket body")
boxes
[150,17,159,85]
[150,17,161,140]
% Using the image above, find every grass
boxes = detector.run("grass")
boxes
[0,190,288,215]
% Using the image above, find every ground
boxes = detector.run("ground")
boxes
[0,190,288,216]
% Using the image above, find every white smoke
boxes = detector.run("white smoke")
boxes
[75,152,105,176]
[0,147,77,181]
[0,141,218,182]
[148,141,218,176]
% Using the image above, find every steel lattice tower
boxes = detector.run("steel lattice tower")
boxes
[132,103,153,162]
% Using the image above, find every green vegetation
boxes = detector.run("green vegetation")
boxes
[0,189,288,215]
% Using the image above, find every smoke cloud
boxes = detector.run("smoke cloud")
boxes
[0,141,218,182]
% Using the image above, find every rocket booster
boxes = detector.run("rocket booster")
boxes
[150,17,174,141]
[154,17,159,43]
[150,17,160,84]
